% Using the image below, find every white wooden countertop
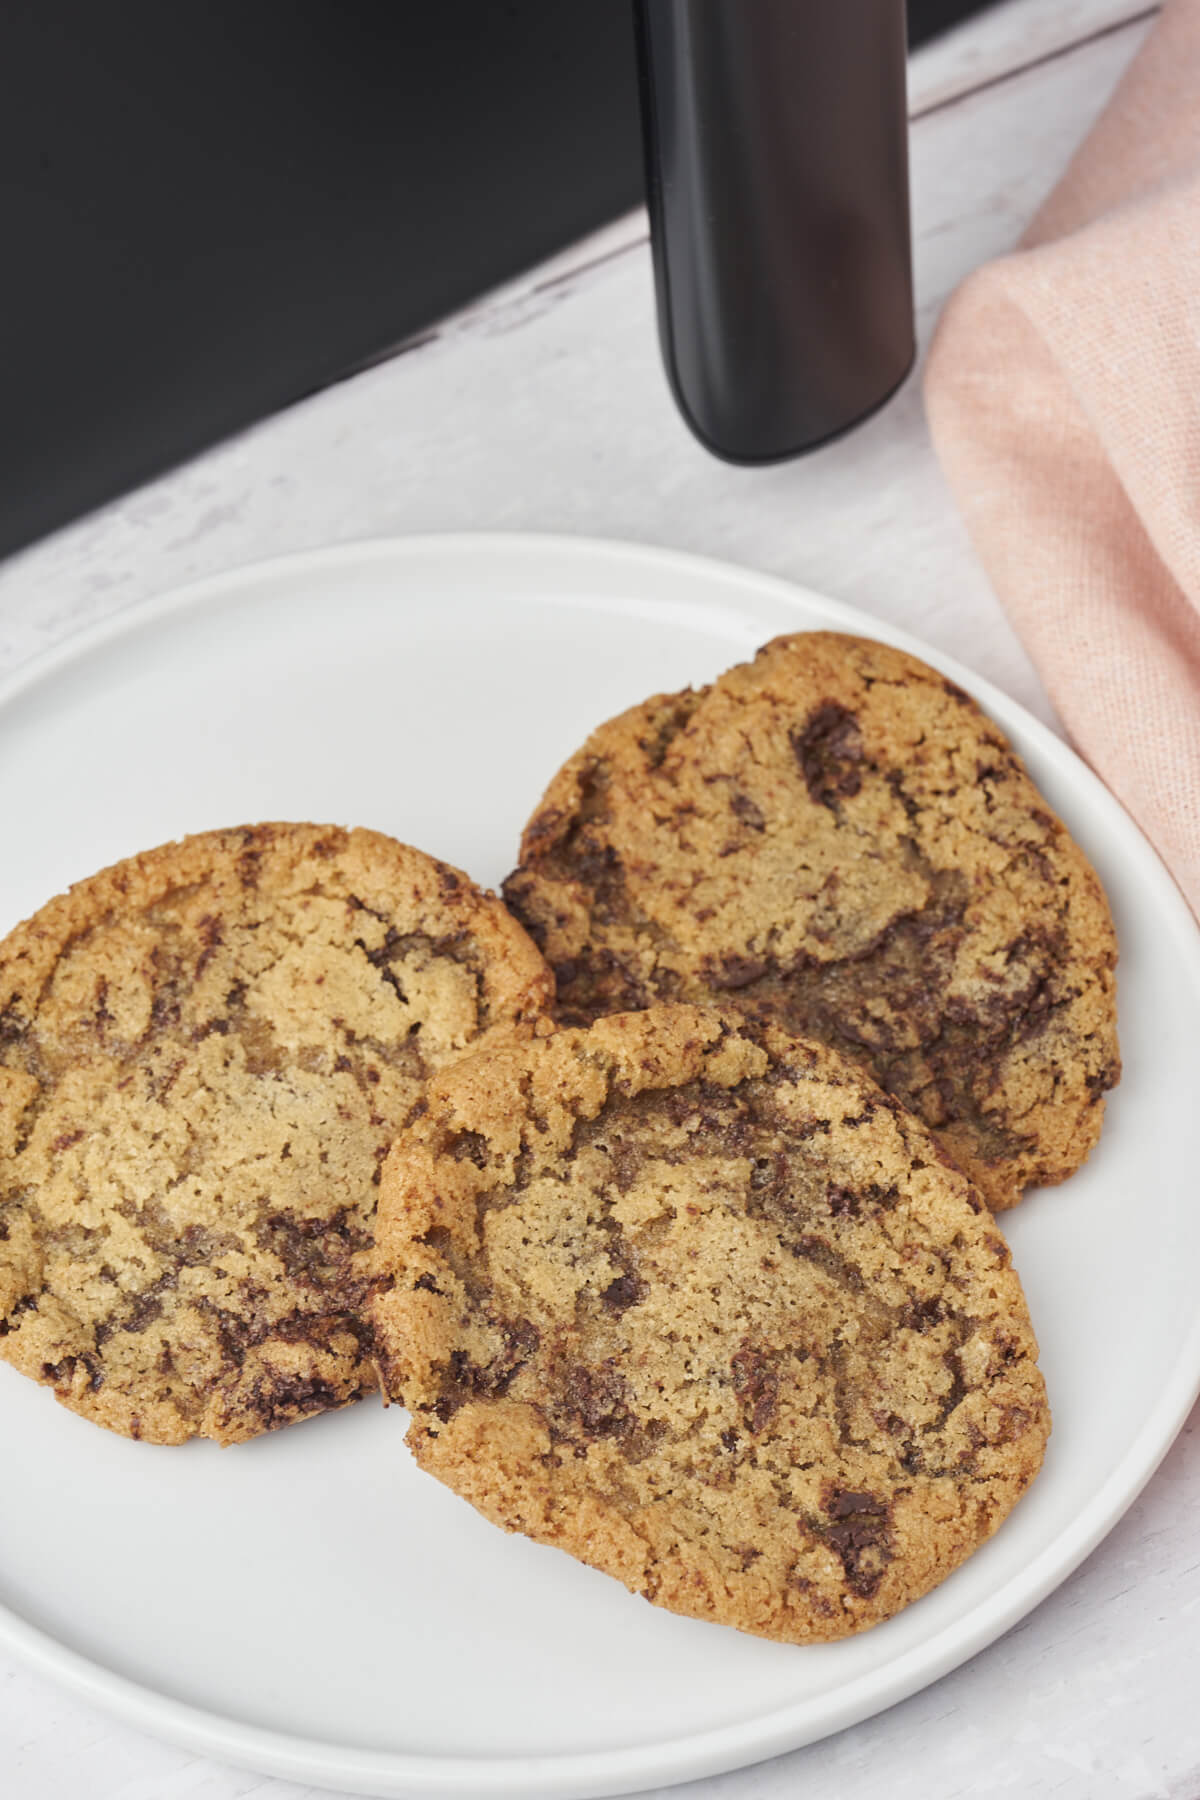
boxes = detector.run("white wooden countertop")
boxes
[2,3,1196,1796]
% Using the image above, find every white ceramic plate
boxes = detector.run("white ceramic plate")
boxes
[0,535,1197,1800]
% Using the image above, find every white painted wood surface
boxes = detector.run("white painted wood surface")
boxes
[2,4,1195,1797]
[907,0,1155,111]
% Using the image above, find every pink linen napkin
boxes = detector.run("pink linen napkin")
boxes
[924,0,1200,913]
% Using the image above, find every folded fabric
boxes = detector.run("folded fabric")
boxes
[924,0,1200,914]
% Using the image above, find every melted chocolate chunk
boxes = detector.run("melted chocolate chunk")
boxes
[559,1358,631,1439]
[791,702,865,810]
[249,1371,343,1431]
[820,1486,893,1598]
[601,1273,641,1313]
[434,1317,541,1423]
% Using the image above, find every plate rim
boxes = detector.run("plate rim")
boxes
[1,530,1197,1799]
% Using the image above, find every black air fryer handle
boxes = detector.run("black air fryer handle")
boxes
[633,0,915,463]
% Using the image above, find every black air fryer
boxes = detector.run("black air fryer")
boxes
[0,0,992,558]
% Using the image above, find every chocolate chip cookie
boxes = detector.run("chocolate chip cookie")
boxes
[503,632,1120,1210]
[372,1005,1049,1643]
[0,823,552,1444]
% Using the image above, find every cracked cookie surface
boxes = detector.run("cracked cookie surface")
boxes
[0,823,552,1444]
[372,1005,1049,1644]
[502,632,1120,1210]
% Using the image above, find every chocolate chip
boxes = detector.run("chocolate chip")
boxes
[730,791,765,831]
[148,991,182,1033]
[560,1359,631,1439]
[899,1294,944,1332]
[448,1130,489,1168]
[637,693,703,768]
[791,702,865,809]
[257,1207,372,1288]
[236,848,263,888]
[607,1139,645,1193]
[194,914,224,978]
[934,1350,968,1429]
[117,1273,177,1334]
[600,1273,641,1313]
[825,1487,885,1519]
[250,1371,342,1430]
[731,1346,779,1433]
[820,1487,893,1599]
[1087,1062,1120,1099]
[0,1005,29,1046]
[709,954,768,992]
[435,1316,540,1421]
